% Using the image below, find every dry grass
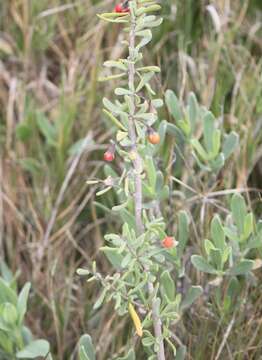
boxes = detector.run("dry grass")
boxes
[0,0,262,359]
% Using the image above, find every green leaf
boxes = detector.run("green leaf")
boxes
[247,228,262,249]
[98,12,129,19]
[165,90,183,121]
[211,129,221,157]
[2,302,18,324]
[121,253,132,268]
[17,282,31,325]
[152,99,164,108]
[177,211,189,258]
[36,112,57,146]
[180,286,203,311]
[160,270,175,302]
[166,123,185,139]
[242,213,254,241]
[231,193,247,235]
[0,262,13,284]
[142,336,155,347]
[135,113,157,122]
[136,16,163,30]
[93,288,107,310]
[137,66,160,73]
[191,255,217,274]
[76,268,90,276]
[103,97,120,113]
[97,13,129,23]
[144,156,157,189]
[209,248,223,270]
[103,109,127,131]
[21,326,33,345]
[188,92,198,132]
[192,152,211,171]
[222,132,239,159]
[211,215,225,251]
[116,349,136,360]
[223,226,239,242]
[136,4,162,15]
[210,153,224,171]
[204,239,216,256]
[203,111,215,153]
[0,331,13,353]
[135,29,152,50]
[115,88,133,96]
[226,277,240,300]
[119,209,136,230]
[221,246,231,266]
[177,118,191,136]
[78,334,96,360]
[96,186,112,196]
[136,72,154,92]
[101,247,123,269]
[0,278,17,304]
[103,60,126,71]
[16,340,50,358]
[157,120,167,145]
[191,139,209,161]
[227,260,254,276]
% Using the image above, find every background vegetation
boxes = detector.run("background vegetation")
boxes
[0,0,261,359]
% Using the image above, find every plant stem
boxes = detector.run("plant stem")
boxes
[128,3,165,359]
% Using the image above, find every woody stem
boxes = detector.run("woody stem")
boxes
[127,3,166,360]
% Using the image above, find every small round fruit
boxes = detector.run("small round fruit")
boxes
[104,151,115,162]
[114,4,123,12]
[162,236,174,249]
[148,132,160,145]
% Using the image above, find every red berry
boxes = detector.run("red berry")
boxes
[114,3,129,13]
[148,131,160,145]
[114,4,123,13]
[162,236,175,249]
[104,151,115,162]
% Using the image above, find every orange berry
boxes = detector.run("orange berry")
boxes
[148,132,160,145]
[162,236,175,249]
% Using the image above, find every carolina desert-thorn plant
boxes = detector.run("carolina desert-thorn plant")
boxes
[76,1,262,359]
[78,1,201,359]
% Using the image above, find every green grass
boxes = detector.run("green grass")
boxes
[0,1,261,359]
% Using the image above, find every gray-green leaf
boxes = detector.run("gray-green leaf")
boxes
[16,340,50,359]
[78,334,96,360]
[191,255,217,274]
